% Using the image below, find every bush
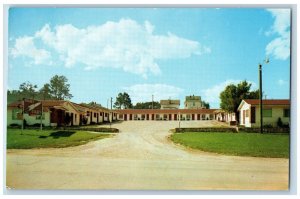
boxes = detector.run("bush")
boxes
[10,123,21,128]
[263,124,273,128]
[277,117,283,127]
[90,121,96,125]
[32,123,44,127]
[23,119,27,128]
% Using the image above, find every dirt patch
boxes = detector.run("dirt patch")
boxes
[6,121,289,190]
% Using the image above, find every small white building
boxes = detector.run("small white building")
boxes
[214,110,236,125]
[237,99,290,128]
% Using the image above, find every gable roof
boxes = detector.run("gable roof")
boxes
[244,99,290,105]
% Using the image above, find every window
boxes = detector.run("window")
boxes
[100,112,103,116]
[36,113,45,120]
[12,109,21,120]
[263,108,272,117]
[94,113,97,117]
[283,109,290,117]
[251,107,256,123]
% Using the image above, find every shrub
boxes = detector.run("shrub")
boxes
[32,123,44,127]
[10,123,21,128]
[23,119,27,128]
[277,117,283,127]
[263,124,273,128]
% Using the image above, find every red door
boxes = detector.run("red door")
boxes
[169,114,172,120]
[192,114,195,120]
[124,114,127,121]
[174,114,177,120]
[152,114,154,120]
[147,114,149,120]
[130,114,132,120]
[197,114,200,120]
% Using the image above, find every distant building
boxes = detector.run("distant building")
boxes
[117,109,216,121]
[184,95,203,109]
[160,99,180,109]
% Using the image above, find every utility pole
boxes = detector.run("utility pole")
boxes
[152,94,154,109]
[259,58,269,134]
[110,97,112,128]
[179,112,181,129]
[21,98,25,132]
[259,64,263,134]
[40,101,43,131]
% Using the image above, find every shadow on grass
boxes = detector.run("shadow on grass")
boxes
[39,131,75,139]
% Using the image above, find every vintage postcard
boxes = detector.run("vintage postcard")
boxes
[5,7,291,191]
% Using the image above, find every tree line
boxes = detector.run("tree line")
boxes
[7,75,73,103]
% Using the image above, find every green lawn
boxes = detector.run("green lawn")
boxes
[7,129,112,149]
[171,132,289,158]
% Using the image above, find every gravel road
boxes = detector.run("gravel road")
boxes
[6,121,289,190]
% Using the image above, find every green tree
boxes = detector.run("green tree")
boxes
[39,83,52,100]
[202,101,210,109]
[133,101,161,109]
[49,75,73,100]
[220,80,259,122]
[114,92,133,109]
[7,90,22,103]
[19,81,38,99]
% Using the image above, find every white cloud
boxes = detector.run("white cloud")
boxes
[123,84,183,104]
[13,19,210,77]
[265,9,290,60]
[10,36,51,65]
[201,80,241,105]
[201,80,257,107]
[278,79,288,86]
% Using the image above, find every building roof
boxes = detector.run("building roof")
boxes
[116,109,218,114]
[185,95,201,101]
[238,99,290,111]
[244,99,290,105]
[160,100,180,105]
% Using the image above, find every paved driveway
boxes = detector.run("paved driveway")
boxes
[6,121,289,190]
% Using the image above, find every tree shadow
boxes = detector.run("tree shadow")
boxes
[39,131,75,139]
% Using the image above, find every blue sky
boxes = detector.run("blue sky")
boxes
[8,8,291,108]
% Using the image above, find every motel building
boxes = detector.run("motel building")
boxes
[7,99,118,127]
[116,109,216,121]
[237,99,290,128]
